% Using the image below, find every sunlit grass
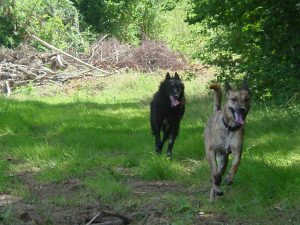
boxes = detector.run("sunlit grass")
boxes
[139,154,188,180]
[0,71,299,224]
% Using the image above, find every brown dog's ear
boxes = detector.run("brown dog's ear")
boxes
[165,72,171,80]
[241,78,249,91]
[224,80,232,93]
[174,72,180,79]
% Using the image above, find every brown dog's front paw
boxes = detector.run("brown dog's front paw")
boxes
[209,188,216,202]
[210,186,224,202]
[224,178,233,185]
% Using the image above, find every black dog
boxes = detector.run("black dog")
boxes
[150,72,185,157]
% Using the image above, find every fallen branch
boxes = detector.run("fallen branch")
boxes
[61,69,94,82]
[30,34,111,75]
[14,80,32,86]
[34,73,47,81]
[4,81,11,95]
[86,212,101,225]
[102,210,132,225]
[85,210,132,225]
[89,35,108,64]
[92,220,123,225]
[56,54,66,68]
[40,66,56,74]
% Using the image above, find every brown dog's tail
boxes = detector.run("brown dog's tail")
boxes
[209,83,222,112]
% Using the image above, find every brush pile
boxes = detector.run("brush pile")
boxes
[0,37,187,94]
[86,38,187,72]
[0,44,89,94]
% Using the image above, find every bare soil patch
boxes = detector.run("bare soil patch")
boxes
[0,172,132,225]
[0,171,231,225]
[126,179,230,225]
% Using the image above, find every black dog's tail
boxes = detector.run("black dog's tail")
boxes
[209,83,222,112]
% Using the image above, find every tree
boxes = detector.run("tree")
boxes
[0,0,22,47]
[188,0,300,101]
[70,0,162,44]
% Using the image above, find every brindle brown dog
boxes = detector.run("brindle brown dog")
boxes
[204,80,250,201]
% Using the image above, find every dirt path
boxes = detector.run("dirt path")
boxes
[1,172,133,225]
[0,171,231,225]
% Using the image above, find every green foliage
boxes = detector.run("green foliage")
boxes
[70,0,162,44]
[159,0,204,58]
[0,0,95,50]
[188,0,300,102]
[0,0,22,47]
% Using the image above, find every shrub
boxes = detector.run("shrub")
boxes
[187,0,300,102]
[0,0,22,47]
[0,0,95,51]
[70,0,163,44]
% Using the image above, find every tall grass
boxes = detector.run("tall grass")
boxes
[139,154,188,180]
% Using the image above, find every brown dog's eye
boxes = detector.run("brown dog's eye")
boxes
[245,98,250,102]
[231,97,238,102]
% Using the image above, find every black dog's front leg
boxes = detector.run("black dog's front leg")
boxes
[159,123,169,150]
[166,134,176,158]
[155,133,162,154]
[152,114,163,154]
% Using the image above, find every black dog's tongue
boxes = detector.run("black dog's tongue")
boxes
[170,96,180,107]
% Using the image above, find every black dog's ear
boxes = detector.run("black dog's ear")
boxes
[165,72,171,80]
[241,78,249,91]
[224,80,232,93]
[174,72,180,79]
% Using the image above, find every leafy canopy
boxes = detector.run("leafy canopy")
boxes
[188,0,300,102]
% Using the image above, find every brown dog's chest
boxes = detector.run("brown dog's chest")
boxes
[212,129,243,154]
[223,131,240,154]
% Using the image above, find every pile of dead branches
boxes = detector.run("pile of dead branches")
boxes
[0,44,95,94]
[86,38,187,72]
[0,36,187,94]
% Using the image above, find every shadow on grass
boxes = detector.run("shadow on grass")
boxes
[0,93,300,225]
[0,96,209,183]
[1,95,299,161]
[0,95,211,156]
[0,96,300,216]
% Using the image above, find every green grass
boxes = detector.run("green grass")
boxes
[139,154,188,180]
[0,71,300,224]
[84,169,131,201]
